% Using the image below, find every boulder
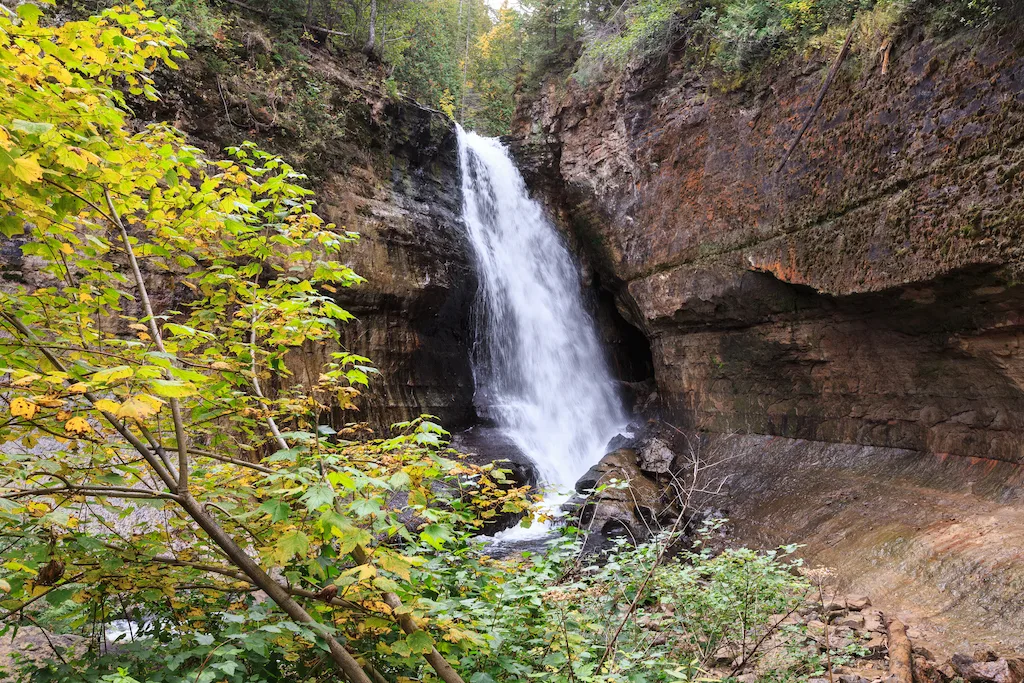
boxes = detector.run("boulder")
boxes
[846,595,872,611]
[912,656,948,683]
[637,437,675,475]
[0,626,87,674]
[573,448,675,553]
[837,613,866,630]
[950,655,1024,683]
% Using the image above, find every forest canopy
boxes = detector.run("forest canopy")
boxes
[35,0,996,138]
[195,0,1002,134]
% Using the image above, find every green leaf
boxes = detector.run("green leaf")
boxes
[16,3,43,25]
[149,379,198,398]
[44,587,74,605]
[274,530,309,562]
[406,630,434,655]
[0,148,14,173]
[92,365,133,383]
[11,119,53,135]
[348,498,380,518]
[300,483,335,511]
[420,523,451,550]
[319,511,371,554]
[387,471,411,490]
[258,499,290,523]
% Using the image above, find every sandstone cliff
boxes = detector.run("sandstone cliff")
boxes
[512,23,1024,649]
[136,33,476,432]
[513,25,1024,464]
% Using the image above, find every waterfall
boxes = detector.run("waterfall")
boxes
[457,127,626,492]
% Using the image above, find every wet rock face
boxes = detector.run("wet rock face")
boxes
[306,103,477,431]
[714,431,1024,654]
[512,28,1024,462]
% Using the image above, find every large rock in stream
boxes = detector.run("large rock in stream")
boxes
[570,446,677,552]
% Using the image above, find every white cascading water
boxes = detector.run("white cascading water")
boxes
[457,126,626,494]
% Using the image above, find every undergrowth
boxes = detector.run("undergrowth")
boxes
[18,521,856,683]
[572,0,1005,85]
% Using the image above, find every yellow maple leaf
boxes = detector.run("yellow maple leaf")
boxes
[65,416,92,435]
[11,156,43,183]
[10,397,39,419]
[116,394,164,420]
[93,398,120,413]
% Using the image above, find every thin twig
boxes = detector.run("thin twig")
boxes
[188,448,276,474]
[2,484,180,501]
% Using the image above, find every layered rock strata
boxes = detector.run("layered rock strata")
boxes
[512,26,1024,462]
[513,22,1024,649]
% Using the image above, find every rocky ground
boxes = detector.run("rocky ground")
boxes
[719,591,1024,683]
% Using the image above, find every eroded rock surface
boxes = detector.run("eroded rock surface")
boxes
[571,447,672,550]
[512,27,1024,462]
[512,26,1024,648]
[139,49,477,431]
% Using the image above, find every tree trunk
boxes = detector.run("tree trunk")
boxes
[363,0,377,55]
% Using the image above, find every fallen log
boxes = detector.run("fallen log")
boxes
[887,617,914,683]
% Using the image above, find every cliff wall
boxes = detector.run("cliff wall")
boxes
[512,25,1024,464]
[511,21,1024,649]
[138,35,476,432]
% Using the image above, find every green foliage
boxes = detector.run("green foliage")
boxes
[546,0,1009,88]
[576,0,694,79]
[926,0,1001,32]
[519,0,615,90]
[386,0,467,116]
[399,523,816,683]
[0,4,531,681]
[465,7,525,135]
[710,0,867,72]
[148,0,229,47]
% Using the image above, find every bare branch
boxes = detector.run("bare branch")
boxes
[775,20,857,174]
[138,422,180,482]
[105,188,190,493]
[249,311,288,452]
[2,484,180,501]
[188,448,276,475]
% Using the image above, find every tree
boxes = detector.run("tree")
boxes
[466,5,525,134]
[363,0,378,54]
[0,4,527,681]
